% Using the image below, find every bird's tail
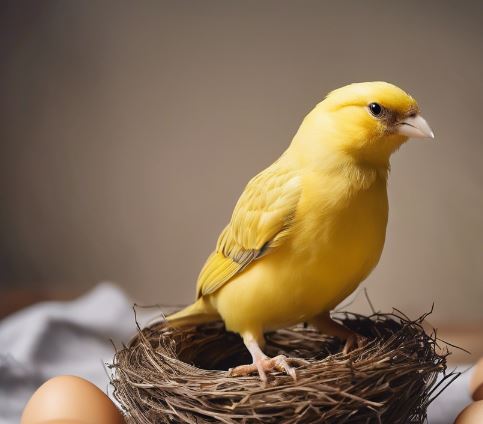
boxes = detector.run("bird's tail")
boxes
[166,297,220,328]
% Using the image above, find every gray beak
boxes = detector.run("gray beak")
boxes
[396,114,434,139]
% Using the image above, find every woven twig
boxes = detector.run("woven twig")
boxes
[111,310,458,424]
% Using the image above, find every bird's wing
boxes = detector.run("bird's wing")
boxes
[196,166,301,298]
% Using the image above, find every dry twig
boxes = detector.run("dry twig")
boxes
[111,310,458,423]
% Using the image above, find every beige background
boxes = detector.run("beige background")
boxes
[0,1,482,323]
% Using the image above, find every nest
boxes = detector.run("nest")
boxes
[111,309,458,424]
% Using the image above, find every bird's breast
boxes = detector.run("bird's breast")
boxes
[213,168,390,334]
[288,171,389,308]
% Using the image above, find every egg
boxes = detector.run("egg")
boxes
[470,358,483,401]
[21,375,125,424]
[35,422,86,424]
[455,401,483,424]
[473,384,483,402]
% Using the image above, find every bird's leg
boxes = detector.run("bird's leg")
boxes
[228,332,298,382]
[310,312,366,354]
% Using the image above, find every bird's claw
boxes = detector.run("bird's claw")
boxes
[272,355,297,380]
[342,333,367,355]
[228,363,258,377]
[229,355,304,382]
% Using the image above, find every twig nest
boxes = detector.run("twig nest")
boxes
[111,311,457,423]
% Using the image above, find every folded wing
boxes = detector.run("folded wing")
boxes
[196,166,301,299]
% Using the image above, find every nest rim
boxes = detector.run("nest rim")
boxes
[111,309,458,424]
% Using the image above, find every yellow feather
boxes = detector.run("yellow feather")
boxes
[168,82,432,343]
[195,164,301,298]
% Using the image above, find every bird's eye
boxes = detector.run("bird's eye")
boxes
[368,102,383,117]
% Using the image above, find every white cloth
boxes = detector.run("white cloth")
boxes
[428,366,473,423]
[0,283,150,424]
[0,283,473,424]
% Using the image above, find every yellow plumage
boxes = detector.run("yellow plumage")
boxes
[168,81,434,380]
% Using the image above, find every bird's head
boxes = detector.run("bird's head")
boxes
[296,82,434,168]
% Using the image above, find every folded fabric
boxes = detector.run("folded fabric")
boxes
[0,283,143,424]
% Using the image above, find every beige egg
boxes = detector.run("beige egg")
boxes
[38,421,85,424]
[21,375,125,424]
[473,383,483,402]
[470,358,483,401]
[455,401,483,424]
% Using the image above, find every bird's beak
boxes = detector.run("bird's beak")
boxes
[396,114,434,139]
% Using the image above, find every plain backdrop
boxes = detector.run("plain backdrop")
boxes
[1,1,482,323]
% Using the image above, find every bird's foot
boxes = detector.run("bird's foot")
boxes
[229,355,303,382]
[342,333,367,355]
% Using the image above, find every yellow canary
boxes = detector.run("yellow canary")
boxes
[168,82,434,381]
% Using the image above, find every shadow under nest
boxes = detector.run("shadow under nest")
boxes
[111,309,458,424]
